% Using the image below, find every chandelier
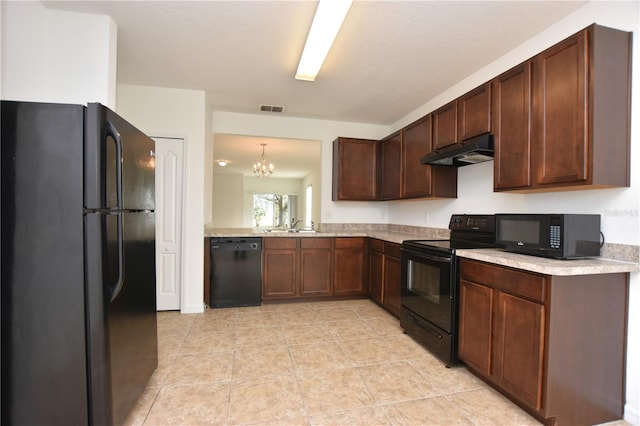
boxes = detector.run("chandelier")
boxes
[253,143,274,177]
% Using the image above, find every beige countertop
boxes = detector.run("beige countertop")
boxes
[204,227,428,245]
[456,248,640,276]
[204,226,639,276]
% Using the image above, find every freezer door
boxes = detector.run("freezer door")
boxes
[1,100,89,425]
[84,103,155,211]
[85,210,158,425]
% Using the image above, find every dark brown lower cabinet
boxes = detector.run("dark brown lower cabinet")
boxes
[299,238,333,296]
[368,240,384,305]
[334,237,366,296]
[262,237,367,302]
[459,259,627,426]
[382,242,401,317]
[262,238,298,299]
[368,239,401,317]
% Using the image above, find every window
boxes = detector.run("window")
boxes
[253,194,297,228]
[305,185,313,228]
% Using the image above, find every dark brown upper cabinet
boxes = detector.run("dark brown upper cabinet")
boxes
[378,130,402,200]
[493,61,533,190]
[402,115,457,199]
[494,24,631,193]
[457,82,492,141]
[402,116,432,198]
[432,82,492,152]
[532,24,631,191]
[431,101,458,150]
[332,137,378,201]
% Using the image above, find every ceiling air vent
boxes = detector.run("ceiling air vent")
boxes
[259,104,285,113]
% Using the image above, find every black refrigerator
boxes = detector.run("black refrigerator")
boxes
[1,100,158,425]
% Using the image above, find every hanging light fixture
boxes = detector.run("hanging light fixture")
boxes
[253,143,274,177]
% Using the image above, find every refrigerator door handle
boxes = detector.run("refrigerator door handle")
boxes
[106,121,125,302]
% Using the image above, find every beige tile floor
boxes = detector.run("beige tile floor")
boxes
[124,299,624,425]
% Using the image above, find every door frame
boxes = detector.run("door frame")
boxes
[152,134,187,312]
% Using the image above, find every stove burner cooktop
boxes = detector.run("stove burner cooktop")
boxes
[402,214,497,254]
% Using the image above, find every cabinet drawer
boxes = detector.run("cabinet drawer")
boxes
[384,242,402,259]
[264,237,297,250]
[369,239,384,252]
[300,237,332,249]
[460,259,546,303]
[335,237,365,249]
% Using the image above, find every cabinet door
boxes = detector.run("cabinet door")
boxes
[334,238,366,296]
[378,131,402,200]
[383,255,401,317]
[534,29,588,186]
[457,82,491,141]
[300,239,332,296]
[493,292,545,411]
[332,138,378,201]
[458,279,493,376]
[432,100,457,150]
[368,249,383,304]
[493,62,533,190]
[402,116,432,198]
[262,249,297,299]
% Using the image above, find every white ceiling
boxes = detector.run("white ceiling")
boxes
[44,0,588,177]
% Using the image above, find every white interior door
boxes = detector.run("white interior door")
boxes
[153,137,184,311]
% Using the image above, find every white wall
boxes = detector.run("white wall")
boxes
[1,1,116,107]
[211,111,390,225]
[212,173,245,228]
[116,84,207,314]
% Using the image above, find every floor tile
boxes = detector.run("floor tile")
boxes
[234,325,287,348]
[289,341,351,371]
[297,368,375,415]
[228,375,306,424]
[164,352,233,385]
[357,361,437,404]
[382,396,474,425]
[309,406,391,425]
[144,382,230,425]
[339,337,404,366]
[282,323,336,346]
[179,329,236,354]
[446,388,541,425]
[145,300,546,426]
[232,345,293,379]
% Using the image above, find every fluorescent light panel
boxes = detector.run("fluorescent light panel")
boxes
[295,0,353,82]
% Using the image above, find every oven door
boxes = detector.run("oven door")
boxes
[401,246,456,333]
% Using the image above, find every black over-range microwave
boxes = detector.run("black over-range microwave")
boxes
[495,214,602,259]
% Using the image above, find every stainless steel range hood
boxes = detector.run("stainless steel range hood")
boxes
[420,133,494,167]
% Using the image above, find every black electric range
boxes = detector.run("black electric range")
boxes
[400,214,496,366]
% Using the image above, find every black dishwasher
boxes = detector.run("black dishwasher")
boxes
[210,238,262,308]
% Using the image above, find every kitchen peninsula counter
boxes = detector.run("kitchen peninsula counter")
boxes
[204,226,446,245]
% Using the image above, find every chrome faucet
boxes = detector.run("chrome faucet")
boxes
[290,218,303,230]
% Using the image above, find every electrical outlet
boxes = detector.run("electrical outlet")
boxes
[323,211,332,220]
[424,212,430,223]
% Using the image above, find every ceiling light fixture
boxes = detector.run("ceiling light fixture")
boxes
[217,160,228,167]
[253,144,274,177]
[295,0,353,82]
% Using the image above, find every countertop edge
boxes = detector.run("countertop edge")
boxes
[456,248,640,276]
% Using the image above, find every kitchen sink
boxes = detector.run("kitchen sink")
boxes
[263,228,317,233]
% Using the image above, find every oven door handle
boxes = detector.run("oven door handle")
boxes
[403,250,452,263]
